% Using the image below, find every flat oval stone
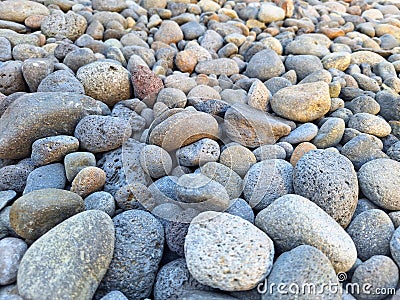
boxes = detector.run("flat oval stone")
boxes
[185,211,274,291]
[0,1,49,23]
[10,188,84,241]
[255,194,357,273]
[271,82,331,122]
[195,58,239,76]
[280,123,318,144]
[358,158,400,210]
[224,103,291,147]
[348,113,392,137]
[149,110,219,151]
[17,210,115,300]
[312,117,345,149]
[0,92,108,160]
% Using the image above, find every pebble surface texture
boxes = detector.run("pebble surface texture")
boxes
[185,211,274,291]
[1,0,400,298]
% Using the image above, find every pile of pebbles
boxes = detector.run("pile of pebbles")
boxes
[1,0,400,299]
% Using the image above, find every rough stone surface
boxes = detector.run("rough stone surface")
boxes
[64,152,96,182]
[224,103,291,147]
[358,158,400,210]
[0,238,27,285]
[98,210,164,300]
[255,194,357,273]
[84,191,115,217]
[23,163,66,194]
[41,11,87,41]
[271,82,331,122]
[70,166,106,198]
[0,92,107,160]
[348,113,392,137]
[185,211,274,291]
[293,150,358,228]
[177,138,220,167]
[245,49,285,81]
[140,144,172,178]
[17,211,114,300]
[10,188,84,241]
[312,117,345,149]
[37,70,85,94]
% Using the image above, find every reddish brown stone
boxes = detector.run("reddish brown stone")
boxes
[131,65,164,107]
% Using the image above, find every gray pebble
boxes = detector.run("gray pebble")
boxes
[0,238,27,285]
[225,198,254,223]
[252,144,287,161]
[156,87,187,108]
[23,163,66,194]
[176,138,220,167]
[347,209,394,261]
[345,95,381,115]
[21,58,54,92]
[284,55,323,81]
[64,152,96,182]
[280,123,318,144]
[84,191,115,217]
[264,77,292,95]
[100,291,128,300]
[387,141,400,162]
[0,61,25,96]
[63,48,96,73]
[0,162,34,193]
[245,49,285,81]
[312,117,345,149]
[293,150,358,227]
[37,70,85,94]
[352,198,379,221]
[244,159,293,211]
[0,37,12,62]
[140,145,172,178]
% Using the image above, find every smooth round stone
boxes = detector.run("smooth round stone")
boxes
[352,73,380,93]
[285,34,331,58]
[195,58,239,76]
[225,198,255,223]
[346,95,380,115]
[0,238,27,285]
[0,92,107,160]
[176,138,220,167]
[255,194,357,273]
[244,159,293,211]
[176,174,230,211]
[264,77,292,96]
[156,88,187,108]
[98,210,164,299]
[100,291,128,300]
[247,79,270,112]
[185,211,274,291]
[84,191,115,217]
[0,190,16,211]
[0,1,49,23]
[197,162,243,200]
[0,37,12,62]
[164,74,197,94]
[293,150,358,227]
[223,103,291,147]
[347,209,394,261]
[64,152,96,182]
[252,144,286,161]
[284,55,323,81]
[289,142,317,166]
[245,49,285,81]
[140,145,172,178]
[258,3,285,23]
[351,256,399,300]
[63,48,97,73]
[149,110,219,151]
[348,113,391,138]
[17,210,115,300]
[375,91,400,122]
[280,123,318,144]
[37,70,85,94]
[70,166,106,198]
[187,85,221,102]
[271,82,331,122]
[390,227,400,266]
[21,58,53,92]
[10,188,84,241]
[341,133,387,170]
[31,135,79,166]
[77,61,131,106]
[181,21,205,40]
[312,117,345,149]
[23,163,66,194]
[154,258,211,300]
[388,141,400,162]
[322,52,351,71]
[351,51,385,66]
[265,245,341,300]
[41,11,87,41]
[358,158,400,210]
[92,0,127,12]
[389,212,400,228]
[219,144,256,177]
[74,115,131,153]
[352,198,379,221]
[154,20,183,44]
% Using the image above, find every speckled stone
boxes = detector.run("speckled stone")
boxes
[84,191,115,217]
[41,11,87,41]
[140,145,172,178]
[70,167,106,198]
[64,152,96,182]
[312,117,345,149]
[10,188,84,241]
[0,238,27,285]
[255,194,357,273]
[176,138,220,167]
[23,163,66,194]
[185,211,274,291]
[348,113,391,138]
[293,150,358,228]
[219,144,256,177]
[17,210,114,300]
[289,142,317,166]
[131,65,164,105]
[280,123,318,144]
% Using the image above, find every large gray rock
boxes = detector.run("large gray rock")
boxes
[284,55,323,81]
[224,103,291,147]
[0,238,27,285]
[185,212,274,291]
[0,92,108,159]
[98,210,164,299]
[264,245,341,300]
[245,49,285,81]
[255,194,357,273]
[41,11,87,41]
[293,150,358,228]
[23,163,66,194]
[0,1,49,22]
[358,158,400,210]
[17,210,115,300]
[10,188,84,241]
